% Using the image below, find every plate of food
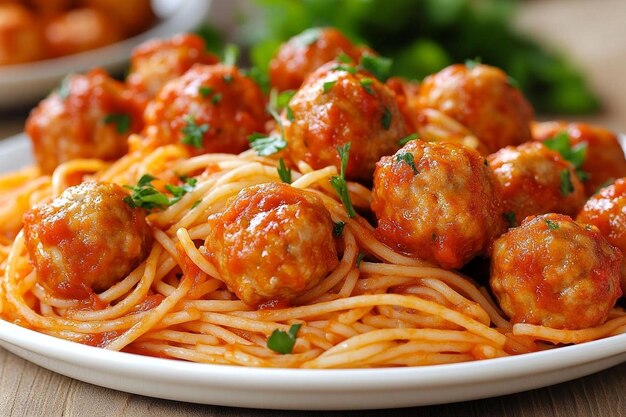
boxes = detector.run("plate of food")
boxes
[0,0,211,109]
[0,28,625,410]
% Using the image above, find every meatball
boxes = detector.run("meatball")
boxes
[142,64,268,155]
[203,182,338,307]
[81,0,155,36]
[44,8,124,58]
[490,214,622,329]
[23,182,152,299]
[283,61,408,182]
[577,178,626,295]
[269,27,371,92]
[533,121,626,196]
[487,142,586,227]
[26,68,143,174]
[127,34,219,102]
[0,4,45,65]
[371,140,506,269]
[416,63,534,154]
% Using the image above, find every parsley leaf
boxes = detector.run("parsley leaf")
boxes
[337,52,352,63]
[103,113,131,134]
[398,133,419,146]
[165,177,198,205]
[211,93,222,105]
[331,64,357,75]
[395,152,418,174]
[560,169,574,196]
[360,78,375,95]
[276,90,296,110]
[543,131,589,181]
[544,218,560,230]
[359,55,392,82]
[57,73,73,100]
[323,80,336,93]
[503,211,516,228]
[247,132,287,156]
[381,107,392,130]
[242,67,270,93]
[222,74,233,84]
[267,324,301,354]
[330,143,356,218]
[465,57,482,69]
[181,115,209,149]
[356,252,366,267]
[286,106,295,122]
[124,175,198,212]
[198,86,213,98]
[223,43,240,67]
[333,221,345,237]
[293,28,321,47]
[277,157,291,184]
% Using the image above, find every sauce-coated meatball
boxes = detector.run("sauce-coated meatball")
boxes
[417,63,534,154]
[533,121,626,196]
[269,27,370,92]
[203,183,338,307]
[142,64,267,155]
[0,4,44,65]
[23,182,152,299]
[127,34,219,102]
[26,69,144,174]
[283,61,408,182]
[490,214,622,329]
[488,142,585,227]
[81,0,155,36]
[577,178,626,295]
[371,140,506,269]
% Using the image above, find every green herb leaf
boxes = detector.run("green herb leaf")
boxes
[191,199,202,209]
[331,64,357,74]
[330,176,356,218]
[356,252,366,267]
[359,55,392,82]
[222,74,233,84]
[277,157,292,184]
[560,169,574,196]
[198,86,214,98]
[276,90,296,110]
[103,113,131,134]
[381,106,392,130]
[211,93,223,105]
[123,175,171,211]
[544,218,560,230]
[465,57,482,69]
[267,324,301,354]
[323,80,336,93]
[293,28,321,47]
[57,73,73,100]
[242,67,270,93]
[398,133,419,146]
[543,131,589,182]
[395,152,418,174]
[286,106,295,122]
[181,115,209,149]
[503,211,516,228]
[333,221,346,237]
[337,52,352,63]
[223,43,240,67]
[360,78,375,95]
[247,132,287,156]
[337,143,350,179]
[165,177,197,205]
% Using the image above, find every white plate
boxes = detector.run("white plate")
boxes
[0,0,211,110]
[1,134,626,410]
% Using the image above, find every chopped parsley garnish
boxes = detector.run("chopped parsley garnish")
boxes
[277,157,292,183]
[191,199,202,209]
[267,324,301,354]
[330,143,356,218]
[359,55,392,82]
[181,115,209,149]
[465,57,482,69]
[333,221,346,237]
[560,169,574,196]
[294,28,321,47]
[337,52,352,63]
[544,218,560,230]
[543,131,589,181]
[395,152,418,174]
[211,93,222,105]
[57,73,73,100]
[356,252,366,267]
[398,133,419,146]
[223,43,240,67]
[198,86,213,98]
[247,132,287,156]
[276,90,296,110]
[286,106,295,122]
[381,106,392,130]
[503,211,516,228]
[123,175,197,212]
[323,80,336,93]
[331,64,357,75]
[222,74,233,84]
[360,78,375,95]
[242,67,270,93]
[103,113,131,134]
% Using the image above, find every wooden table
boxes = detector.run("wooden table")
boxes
[1,0,625,415]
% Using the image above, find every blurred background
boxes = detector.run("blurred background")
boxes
[0,0,624,137]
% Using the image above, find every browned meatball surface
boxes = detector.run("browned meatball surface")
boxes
[371,140,506,269]
[142,63,268,156]
[127,34,219,103]
[533,121,626,196]
[488,142,585,227]
[283,61,408,182]
[23,182,152,300]
[0,4,44,65]
[490,214,622,330]
[269,27,370,92]
[417,63,534,154]
[577,178,626,295]
[26,68,144,174]
[203,183,338,307]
